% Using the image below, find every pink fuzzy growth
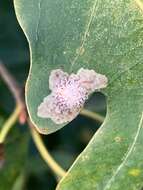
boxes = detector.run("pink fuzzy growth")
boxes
[37,68,108,124]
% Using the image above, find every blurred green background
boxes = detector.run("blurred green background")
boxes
[0,1,106,189]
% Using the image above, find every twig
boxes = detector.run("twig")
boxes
[0,62,24,107]
[28,120,66,178]
[80,109,104,123]
[0,104,21,144]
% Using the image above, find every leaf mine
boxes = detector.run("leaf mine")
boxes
[37,68,108,124]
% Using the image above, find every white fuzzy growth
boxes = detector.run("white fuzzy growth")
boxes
[37,68,108,124]
[77,68,108,92]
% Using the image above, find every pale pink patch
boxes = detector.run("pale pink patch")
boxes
[37,68,108,124]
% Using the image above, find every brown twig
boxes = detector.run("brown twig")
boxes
[0,61,24,107]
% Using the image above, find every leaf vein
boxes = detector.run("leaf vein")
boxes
[70,0,98,68]
[35,0,42,42]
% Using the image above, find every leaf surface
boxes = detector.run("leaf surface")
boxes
[14,0,143,189]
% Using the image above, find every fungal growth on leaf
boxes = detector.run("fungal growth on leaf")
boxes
[37,68,108,124]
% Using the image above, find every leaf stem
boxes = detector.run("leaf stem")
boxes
[0,104,21,144]
[29,122,66,178]
[80,109,105,123]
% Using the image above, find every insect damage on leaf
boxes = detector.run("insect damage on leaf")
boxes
[37,68,108,124]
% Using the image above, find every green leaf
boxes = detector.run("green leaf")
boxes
[14,0,143,189]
